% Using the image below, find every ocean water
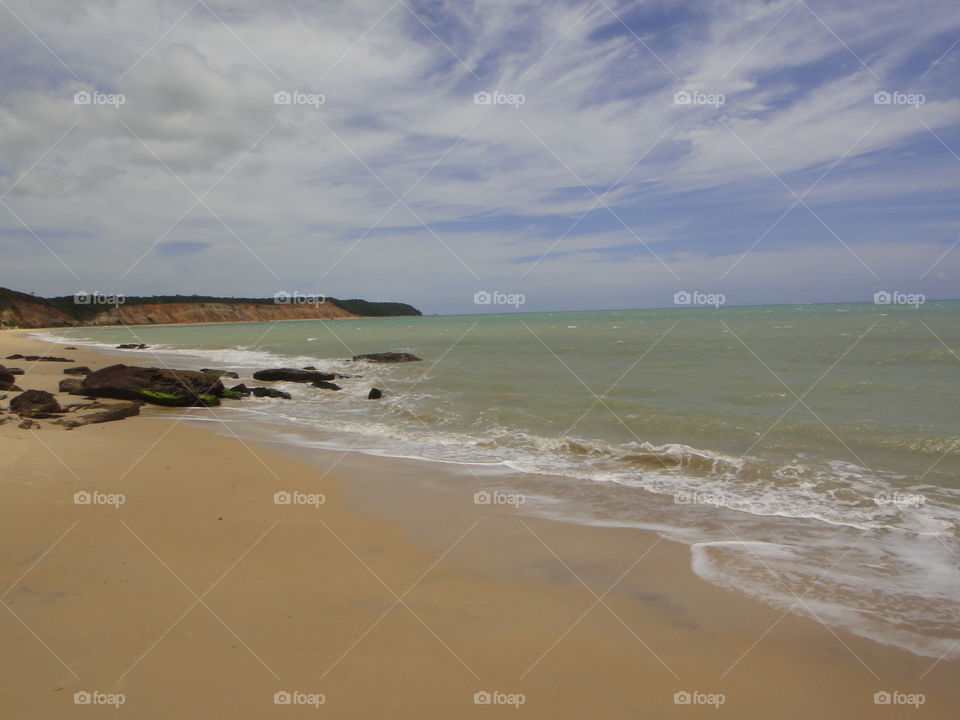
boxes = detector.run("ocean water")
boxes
[36,302,960,660]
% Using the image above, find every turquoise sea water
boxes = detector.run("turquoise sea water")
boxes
[36,301,960,660]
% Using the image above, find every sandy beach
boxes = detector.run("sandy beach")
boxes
[1,328,957,718]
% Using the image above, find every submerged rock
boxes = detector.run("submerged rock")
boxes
[116,343,148,349]
[253,368,336,383]
[367,388,383,399]
[251,387,291,399]
[351,352,421,363]
[312,380,341,391]
[201,368,240,379]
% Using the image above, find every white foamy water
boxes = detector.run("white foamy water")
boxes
[31,303,960,661]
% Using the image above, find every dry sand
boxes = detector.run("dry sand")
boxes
[1,329,957,718]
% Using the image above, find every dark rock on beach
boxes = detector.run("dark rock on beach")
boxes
[5,354,73,362]
[201,368,240,379]
[312,380,341,391]
[352,352,421,363]
[7,367,24,375]
[253,368,336,383]
[57,401,142,429]
[59,378,86,394]
[251,387,291,399]
[63,366,91,375]
[367,388,383,399]
[80,364,226,406]
[10,390,64,418]
[116,343,148,350]
[0,365,16,390]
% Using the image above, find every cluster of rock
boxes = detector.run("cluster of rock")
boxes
[1,350,420,430]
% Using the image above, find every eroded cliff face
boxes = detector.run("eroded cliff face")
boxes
[84,302,357,325]
[0,295,75,328]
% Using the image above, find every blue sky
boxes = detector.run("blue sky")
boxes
[0,0,958,313]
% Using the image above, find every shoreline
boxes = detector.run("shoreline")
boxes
[2,330,958,717]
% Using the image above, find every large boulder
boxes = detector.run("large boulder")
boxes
[253,368,336,383]
[352,352,421,363]
[10,390,64,418]
[80,364,225,406]
[251,387,291,399]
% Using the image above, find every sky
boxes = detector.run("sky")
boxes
[0,0,958,315]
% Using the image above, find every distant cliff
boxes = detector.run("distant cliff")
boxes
[0,288,421,329]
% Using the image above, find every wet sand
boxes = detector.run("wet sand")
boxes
[1,329,957,718]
